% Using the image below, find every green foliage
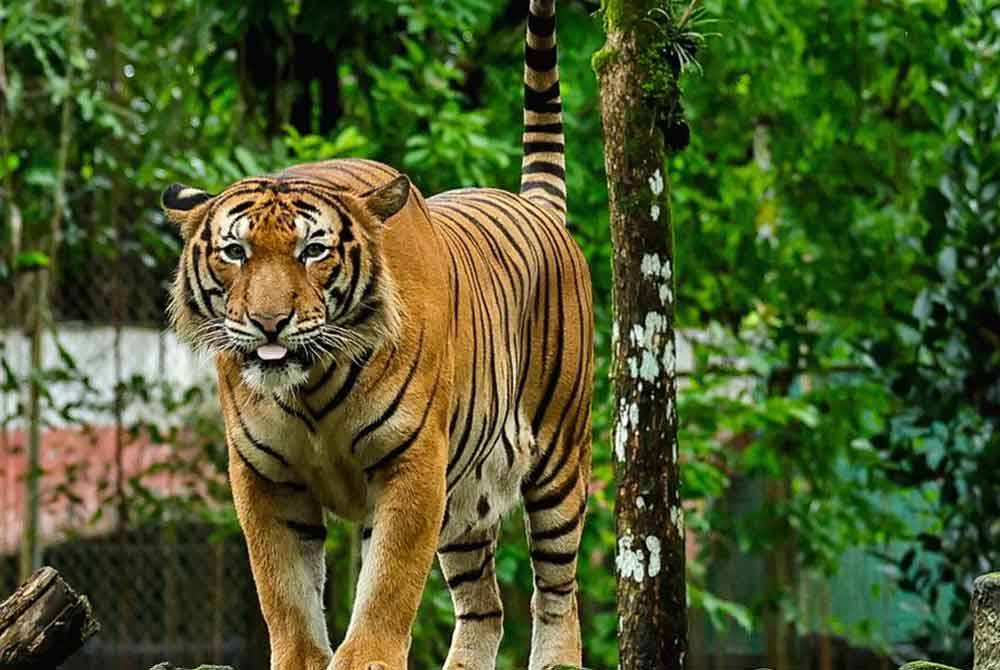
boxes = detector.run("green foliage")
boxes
[2,0,997,667]
[672,0,999,662]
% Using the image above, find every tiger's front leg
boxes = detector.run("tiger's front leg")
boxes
[229,440,332,670]
[331,428,447,670]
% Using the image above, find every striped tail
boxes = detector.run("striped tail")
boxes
[520,0,567,221]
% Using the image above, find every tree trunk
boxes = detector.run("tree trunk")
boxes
[594,3,687,669]
[0,567,101,669]
[974,573,1000,670]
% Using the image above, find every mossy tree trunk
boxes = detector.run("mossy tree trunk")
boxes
[594,2,687,669]
[973,573,1000,670]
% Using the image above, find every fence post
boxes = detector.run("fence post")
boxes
[19,288,43,581]
[974,573,1000,670]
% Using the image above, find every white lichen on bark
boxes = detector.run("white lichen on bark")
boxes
[616,530,646,583]
[615,531,664,582]
[648,168,664,195]
[645,535,662,578]
[615,399,640,462]
[670,505,684,533]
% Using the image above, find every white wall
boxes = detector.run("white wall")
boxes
[1,325,215,428]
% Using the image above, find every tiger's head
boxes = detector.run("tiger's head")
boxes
[161,174,410,394]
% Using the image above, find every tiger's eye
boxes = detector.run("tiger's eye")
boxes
[223,244,246,262]
[302,243,328,260]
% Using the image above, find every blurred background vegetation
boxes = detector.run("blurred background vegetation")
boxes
[0,0,998,669]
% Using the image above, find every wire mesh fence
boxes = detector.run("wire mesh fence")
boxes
[28,526,266,670]
[0,220,271,668]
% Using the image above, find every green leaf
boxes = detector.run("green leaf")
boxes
[14,251,50,269]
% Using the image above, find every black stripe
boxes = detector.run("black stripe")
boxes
[530,235,564,436]
[523,141,565,155]
[342,260,382,328]
[293,199,320,213]
[233,445,306,492]
[436,219,505,486]
[531,498,586,542]
[296,164,376,189]
[273,395,316,433]
[351,329,425,453]
[221,375,291,467]
[524,474,577,514]
[524,122,563,134]
[530,549,576,565]
[314,351,371,420]
[529,236,590,489]
[528,12,556,37]
[457,610,503,622]
[189,245,219,317]
[285,520,327,542]
[444,195,538,278]
[520,180,566,198]
[522,161,566,179]
[501,432,516,468]
[527,102,559,119]
[445,549,494,589]
[444,225,483,480]
[343,297,381,329]
[227,201,254,217]
[347,158,398,181]
[362,526,373,540]
[524,82,561,114]
[537,578,576,596]
[439,539,492,554]
[200,183,270,226]
[363,374,441,475]
[529,193,567,212]
[235,417,290,466]
[305,360,338,396]
[181,266,206,317]
[323,261,343,290]
[333,245,363,320]
[525,44,557,71]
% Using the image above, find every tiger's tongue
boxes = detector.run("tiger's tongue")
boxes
[257,344,288,361]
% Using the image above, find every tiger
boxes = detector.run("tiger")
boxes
[160,2,592,669]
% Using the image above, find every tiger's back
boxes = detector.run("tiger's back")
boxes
[427,187,592,545]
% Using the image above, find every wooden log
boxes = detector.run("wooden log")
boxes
[0,566,101,669]
[974,572,1000,670]
[899,662,962,670]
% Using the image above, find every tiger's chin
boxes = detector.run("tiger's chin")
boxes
[239,359,310,396]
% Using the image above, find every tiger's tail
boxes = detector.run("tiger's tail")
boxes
[519,0,566,221]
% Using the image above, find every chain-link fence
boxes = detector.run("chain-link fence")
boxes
[29,527,265,670]
[0,222,274,668]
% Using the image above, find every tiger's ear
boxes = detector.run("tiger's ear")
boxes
[161,183,214,235]
[362,175,410,223]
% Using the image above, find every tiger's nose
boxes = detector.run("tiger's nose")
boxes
[248,311,293,341]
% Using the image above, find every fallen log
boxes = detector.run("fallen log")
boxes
[0,566,101,670]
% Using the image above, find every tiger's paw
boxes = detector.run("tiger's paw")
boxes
[328,658,390,670]
[329,639,403,670]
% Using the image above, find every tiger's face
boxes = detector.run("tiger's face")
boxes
[162,175,410,394]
